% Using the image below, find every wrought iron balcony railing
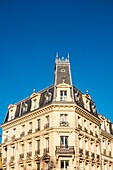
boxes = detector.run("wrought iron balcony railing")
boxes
[56,146,75,155]
[60,121,69,127]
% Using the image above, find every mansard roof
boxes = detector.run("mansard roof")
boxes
[3,55,113,136]
[4,84,97,123]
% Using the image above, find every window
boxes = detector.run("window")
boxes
[21,144,24,154]
[37,119,40,130]
[44,116,49,128]
[60,114,69,126]
[60,91,67,101]
[21,125,25,136]
[61,160,69,169]
[36,140,40,153]
[22,102,28,113]
[60,114,67,122]
[29,122,32,130]
[22,125,25,131]
[60,136,68,148]
[4,147,7,158]
[12,146,15,156]
[37,163,40,170]
[34,99,37,109]
[29,142,32,152]
[44,138,49,153]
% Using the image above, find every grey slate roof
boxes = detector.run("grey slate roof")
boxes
[3,55,113,135]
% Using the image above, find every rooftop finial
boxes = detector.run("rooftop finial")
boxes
[63,79,65,83]
[67,52,70,60]
[56,52,58,59]
[33,89,36,93]
[86,90,88,94]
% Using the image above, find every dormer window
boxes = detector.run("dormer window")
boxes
[8,104,17,121]
[22,102,28,113]
[60,91,67,101]
[34,99,37,108]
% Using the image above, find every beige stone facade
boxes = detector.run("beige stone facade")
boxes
[1,55,113,170]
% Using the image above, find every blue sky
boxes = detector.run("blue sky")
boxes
[0,0,113,138]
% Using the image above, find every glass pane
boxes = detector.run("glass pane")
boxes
[60,136,64,146]
[61,161,64,168]
[66,161,69,168]
[65,137,68,147]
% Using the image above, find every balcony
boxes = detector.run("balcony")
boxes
[35,127,40,132]
[35,149,40,155]
[20,132,25,137]
[84,127,88,133]
[44,123,49,129]
[90,130,93,135]
[44,148,49,153]
[60,121,69,127]
[27,129,32,134]
[27,152,32,158]
[56,146,75,155]
[19,153,24,159]
[78,124,82,130]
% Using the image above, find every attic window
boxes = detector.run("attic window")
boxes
[61,69,65,72]
[22,102,28,113]
[60,91,67,101]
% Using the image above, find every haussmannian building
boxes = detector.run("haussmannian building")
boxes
[1,55,113,170]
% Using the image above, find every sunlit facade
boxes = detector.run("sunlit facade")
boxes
[1,55,113,170]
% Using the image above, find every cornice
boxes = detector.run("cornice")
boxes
[75,104,100,125]
[2,103,75,130]
[100,129,113,140]
[1,104,53,130]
